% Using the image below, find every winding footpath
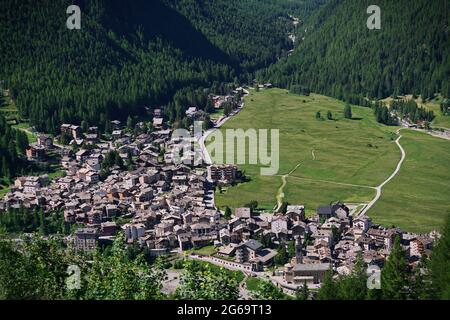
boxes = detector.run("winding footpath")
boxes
[358,128,406,217]
[275,162,302,211]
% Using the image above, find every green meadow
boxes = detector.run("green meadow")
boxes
[369,130,450,233]
[211,89,449,232]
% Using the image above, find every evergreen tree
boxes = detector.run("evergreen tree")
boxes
[274,244,289,266]
[315,111,321,119]
[327,111,333,120]
[344,103,352,119]
[381,236,411,299]
[429,212,450,299]
[316,269,337,300]
[295,281,309,300]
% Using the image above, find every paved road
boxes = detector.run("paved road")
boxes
[358,128,406,217]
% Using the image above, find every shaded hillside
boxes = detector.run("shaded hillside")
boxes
[0,0,315,133]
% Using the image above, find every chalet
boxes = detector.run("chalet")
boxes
[71,126,82,139]
[26,144,46,161]
[111,120,122,130]
[235,207,251,219]
[112,130,123,139]
[74,228,98,252]
[186,107,197,118]
[235,239,277,270]
[153,118,164,129]
[317,203,349,220]
[23,179,41,194]
[88,126,98,134]
[85,133,98,143]
[286,205,305,222]
[76,149,90,162]
[37,134,53,148]
[208,165,237,183]
[123,223,145,242]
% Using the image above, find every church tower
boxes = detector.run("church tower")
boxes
[295,235,303,264]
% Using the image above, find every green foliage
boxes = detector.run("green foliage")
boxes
[0,0,313,133]
[429,212,450,299]
[0,207,69,236]
[0,234,165,300]
[253,280,285,300]
[0,236,73,299]
[0,114,26,181]
[316,269,338,300]
[274,244,289,266]
[440,99,450,115]
[344,104,352,119]
[326,111,333,120]
[391,99,435,123]
[260,0,449,101]
[295,281,309,300]
[244,200,258,212]
[84,238,165,300]
[315,111,321,119]
[175,260,239,300]
[224,206,232,220]
[381,236,411,299]
[102,150,124,171]
[373,103,397,125]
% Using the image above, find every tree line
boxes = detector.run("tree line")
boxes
[0,114,29,182]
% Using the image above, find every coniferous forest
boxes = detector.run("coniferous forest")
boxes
[0,0,317,134]
[257,0,450,102]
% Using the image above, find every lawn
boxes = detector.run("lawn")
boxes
[424,101,450,129]
[211,88,399,212]
[12,122,37,143]
[246,277,263,291]
[185,245,218,256]
[369,130,450,233]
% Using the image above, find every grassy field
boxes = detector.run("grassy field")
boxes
[212,88,399,212]
[211,89,449,232]
[425,102,450,129]
[12,122,37,143]
[369,130,450,233]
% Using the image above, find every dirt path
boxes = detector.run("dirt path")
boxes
[275,162,302,211]
[358,128,406,217]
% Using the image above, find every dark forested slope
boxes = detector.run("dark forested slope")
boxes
[0,0,313,133]
[258,0,450,101]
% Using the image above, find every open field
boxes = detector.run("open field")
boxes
[12,122,37,143]
[425,102,450,129]
[212,88,399,211]
[211,89,449,232]
[369,130,450,233]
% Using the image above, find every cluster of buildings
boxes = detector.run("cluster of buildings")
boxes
[0,87,439,291]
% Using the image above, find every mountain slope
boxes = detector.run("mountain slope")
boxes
[258,0,450,101]
[0,0,313,133]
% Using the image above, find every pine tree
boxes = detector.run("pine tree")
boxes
[315,111,321,119]
[429,212,450,299]
[381,236,411,299]
[344,103,352,119]
[38,208,47,236]
[316,269,337,300]
[295,281,309,300]
[327,111,333,120]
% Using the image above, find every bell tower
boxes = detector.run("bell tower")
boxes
[295,235,303,264]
